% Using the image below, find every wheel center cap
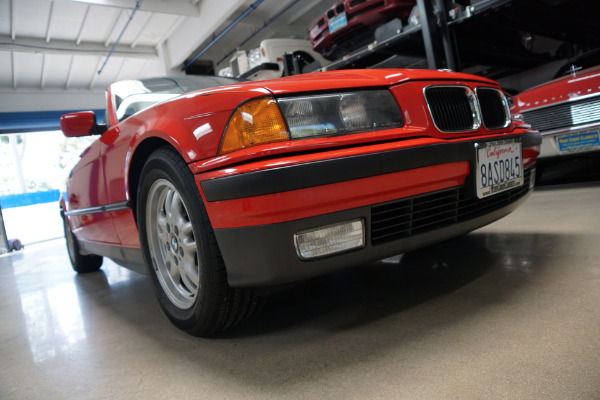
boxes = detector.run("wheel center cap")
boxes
[170,235,179,252]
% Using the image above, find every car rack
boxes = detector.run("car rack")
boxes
[283,0,513,76]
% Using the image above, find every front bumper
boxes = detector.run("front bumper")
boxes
[200,131,540,287]
[216,173,533,287]
[538,123,600,159]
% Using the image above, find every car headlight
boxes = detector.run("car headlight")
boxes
[218,90,403,154]
[247,48,261,70]
[219,98,289,155]
[278,90,403,139]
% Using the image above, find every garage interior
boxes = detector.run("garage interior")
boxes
[1,0,599,398]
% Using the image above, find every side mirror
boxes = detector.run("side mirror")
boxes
[60,111,106,137]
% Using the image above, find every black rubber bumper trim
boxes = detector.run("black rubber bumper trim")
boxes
[64,200,131,217]
[201,131,541,202]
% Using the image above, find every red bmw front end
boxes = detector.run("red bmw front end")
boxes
[192,69,540,287]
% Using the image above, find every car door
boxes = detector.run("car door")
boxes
[98,122,140,247]
[67,137,120,244]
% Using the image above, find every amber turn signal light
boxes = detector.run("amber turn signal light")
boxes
[219,97,289,155]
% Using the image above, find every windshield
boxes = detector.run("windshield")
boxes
[111,76,240,122]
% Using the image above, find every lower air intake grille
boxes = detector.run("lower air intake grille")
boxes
[371,166,532,245]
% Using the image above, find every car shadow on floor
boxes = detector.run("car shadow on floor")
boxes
[68,223,572,343]
[70,231,551,340]
[221,233,522,338]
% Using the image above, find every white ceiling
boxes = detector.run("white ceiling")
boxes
[0,0,331,113]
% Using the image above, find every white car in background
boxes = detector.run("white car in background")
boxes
[219,38,328,81]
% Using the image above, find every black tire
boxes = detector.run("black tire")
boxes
[136,147,264,337]
[63,215,103,273]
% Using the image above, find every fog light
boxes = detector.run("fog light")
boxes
[294,219,365,260]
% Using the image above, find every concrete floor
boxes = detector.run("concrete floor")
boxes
[1,180,599,399]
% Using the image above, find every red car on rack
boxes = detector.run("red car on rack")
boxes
[516,54,600,177]
[309,0,415,59]
[60,70,540,336]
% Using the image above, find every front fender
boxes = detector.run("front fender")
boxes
[126,89,269,165]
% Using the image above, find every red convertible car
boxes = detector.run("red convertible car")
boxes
[60,70,540,336]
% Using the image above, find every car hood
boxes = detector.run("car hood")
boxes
[172,69,498,107]
[516,65,600,111]
[234,68,498,95]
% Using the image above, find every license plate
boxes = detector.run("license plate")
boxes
[557,130,600,152]
[329,12,348,34]
[476,139,523,199]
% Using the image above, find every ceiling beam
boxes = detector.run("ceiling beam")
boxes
[104,9,126,48]
[130,12,154,48]
[89,57,103,89]
[45,2,55,43]
[10,0,16,40]
[76,5,92,45]
[11,52,16,89]
[59,0,201,17]
[65,56,75,89]
[0,36,158,59]
[113,58,128,82]
[40,54,47,89]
